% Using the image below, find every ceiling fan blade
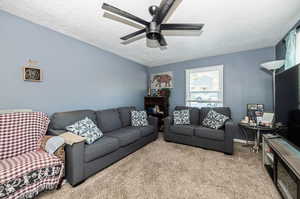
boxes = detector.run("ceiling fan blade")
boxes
[121,29,146,40]
[153,0,176,24]
[158,35,167,46]
[161,23,204,31]
[102,3,149,26]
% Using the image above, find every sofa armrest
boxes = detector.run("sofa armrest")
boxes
[45,130,86,186]
[224,119,235,154]
[164,116,172,134]
[65,141,85,186]
[148,116,158,133]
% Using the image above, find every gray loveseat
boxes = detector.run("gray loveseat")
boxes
[48,106,158,186]
[164,106,234,155]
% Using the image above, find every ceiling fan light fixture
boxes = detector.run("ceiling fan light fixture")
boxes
[101,0,204,48]
[147,38,159,48]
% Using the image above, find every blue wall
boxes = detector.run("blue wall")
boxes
[148,47,275,139]
[0,11,148,115]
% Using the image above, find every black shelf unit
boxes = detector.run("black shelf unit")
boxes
[144,96,169,131]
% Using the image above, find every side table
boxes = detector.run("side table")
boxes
[239,123,278,153]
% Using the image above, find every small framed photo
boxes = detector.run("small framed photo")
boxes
[247,104,264,121]
[23,67,42,82]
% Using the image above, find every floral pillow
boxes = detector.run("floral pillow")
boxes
[173,109,190,125]
[131,111,148,127]
[202,110,229,129]
[66,117,103,144]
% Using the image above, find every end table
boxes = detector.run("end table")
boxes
[239,123,278,153]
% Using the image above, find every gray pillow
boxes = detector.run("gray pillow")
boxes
[202,110,229,129]
[173,109,190,125]
[131,110,148,127]
[66,117,103,144]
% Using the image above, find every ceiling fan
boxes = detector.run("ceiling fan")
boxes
[102,0,204,47]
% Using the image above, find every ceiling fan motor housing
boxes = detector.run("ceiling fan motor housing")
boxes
[149,5,159,16]
[146,21,161,40]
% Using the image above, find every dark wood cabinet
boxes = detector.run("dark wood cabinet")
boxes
[144,96,169,131]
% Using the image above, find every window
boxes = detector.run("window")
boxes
[296,30,300,65]
[186,65,223,108]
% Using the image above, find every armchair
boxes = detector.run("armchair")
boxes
[0,112,64,199]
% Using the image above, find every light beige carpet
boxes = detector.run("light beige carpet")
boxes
[39,135,281,199]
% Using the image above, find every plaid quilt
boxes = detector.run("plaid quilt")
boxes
[0,150,64,199]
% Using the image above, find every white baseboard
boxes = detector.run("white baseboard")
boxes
[234,139,254,144]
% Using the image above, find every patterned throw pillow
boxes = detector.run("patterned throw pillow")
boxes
[173,109,190,125]
[66,117,103,144]
[202,110,229,129]
[131,110,148,127]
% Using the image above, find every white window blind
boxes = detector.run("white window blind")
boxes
[185,65,224,108]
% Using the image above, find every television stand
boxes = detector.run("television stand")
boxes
[263,134,300,199]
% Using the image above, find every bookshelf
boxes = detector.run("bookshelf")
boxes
[144,96,169,131]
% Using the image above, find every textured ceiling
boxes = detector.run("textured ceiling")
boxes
[1,0,300,67]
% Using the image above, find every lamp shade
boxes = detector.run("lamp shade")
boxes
[261,60,285,71]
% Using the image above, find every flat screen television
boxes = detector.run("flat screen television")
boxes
[276,64,300,146]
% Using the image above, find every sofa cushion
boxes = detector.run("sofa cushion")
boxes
[175,106,200,125]
[50,110,97,130]
[125,125,154,137]
[66,117,103,144]
[170,125,195,136]
[106,128,141,147]
[117,106,136,127]
[84,136,120,162]
[194,127,225,141]
[96,109,122,133]
[200,107,231,124]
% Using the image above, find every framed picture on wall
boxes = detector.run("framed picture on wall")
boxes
[150,72,173,89]
[23,66,42,82]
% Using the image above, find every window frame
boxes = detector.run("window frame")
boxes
[185,65,224,108]
[296,29,300,65]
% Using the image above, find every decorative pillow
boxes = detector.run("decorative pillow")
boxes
[66,117,103,144]
[131,110,148,127]
[202,109,229,129]
[173,109,190,125]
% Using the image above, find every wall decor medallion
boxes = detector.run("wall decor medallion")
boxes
[150,72,173,89]
[23,60,42,82]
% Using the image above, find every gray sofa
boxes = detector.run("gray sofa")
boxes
[47,106,158,186]
[164,106,234,155]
